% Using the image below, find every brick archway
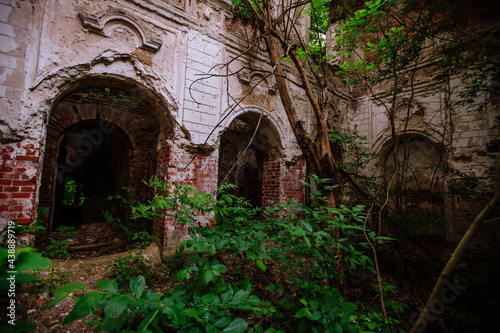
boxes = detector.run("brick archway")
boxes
[218,111,306,207]
[39,77,172,247]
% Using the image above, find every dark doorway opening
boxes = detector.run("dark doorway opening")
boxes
[52,120,131,229]
[218,114,282,207]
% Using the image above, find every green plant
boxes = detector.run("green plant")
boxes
[52,178,405,331]
[51,276,276,333]
[0,246,52,332]
[104,211,153,249]
[43,225,76,259]
[104,176,208,249]
[106,251,149,288]
[61,177,84,205]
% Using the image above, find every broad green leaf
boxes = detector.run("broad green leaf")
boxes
[183,308,203,323]
[161,303,186,325]
[221,288,234,303]
[204,269,215,284]
[96,279,118,293]
[102,317,126,333]
[259,252,272,260]
[303,222,313,233]
[211,264,226,275]
[53,282,86,295]
[222,318,249,333]
[130,275,146,298]
[306,310,322,321]
[214,317,231,328]
[49,291,69,307]
[146,289,158,301]
[16,251,52,271]
[176,269,190,281]
[295,308,309,318]
[232,289,250,303]
[63,292,103,324]
[246,251,258,260]
[256,259,267,271]
[104,295,129,318]
[10,273,38,285]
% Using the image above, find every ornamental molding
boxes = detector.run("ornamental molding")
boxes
[79,11,163,52]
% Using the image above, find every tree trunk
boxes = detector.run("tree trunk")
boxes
[410,157,500,333]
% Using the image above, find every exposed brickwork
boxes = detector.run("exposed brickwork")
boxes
[282,160,307,204]
[0,141,40,226]
[261,159,306,207]
[160,144,218,255]
[0,0,312,254]
[261,160,282,207]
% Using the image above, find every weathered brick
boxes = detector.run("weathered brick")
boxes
[15,155,39,161]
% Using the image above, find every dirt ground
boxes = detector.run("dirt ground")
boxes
[16,242,164,332]
[36,222,129,260]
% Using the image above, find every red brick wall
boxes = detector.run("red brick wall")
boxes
[0,141,41,229]
[261,159,306,207]
[261,160,282,207]
[282,160,307,204]
[159,144,219,255]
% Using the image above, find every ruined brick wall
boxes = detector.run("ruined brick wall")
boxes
[0,0,39,235]
[0,0,310,255]
[262,159,307,207]
[340,3,500,245]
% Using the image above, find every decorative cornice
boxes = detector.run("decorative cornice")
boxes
[238,70,277,95]
[79,11,163,52]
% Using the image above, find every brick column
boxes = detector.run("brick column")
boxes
[0,141,41,235]
[158,143,218,256]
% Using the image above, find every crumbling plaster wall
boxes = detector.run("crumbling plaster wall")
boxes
[0,0,311,253]
[346,75,499,242]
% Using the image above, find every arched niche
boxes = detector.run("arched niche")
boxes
[380,134,445,200]
[39,76,172,234]
[217,111,283,207]
[392,103,425,131]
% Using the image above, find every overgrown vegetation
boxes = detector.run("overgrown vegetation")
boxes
[50,178,404,332]
[4,1,498,332]
[0,245,52,332]
[43,225,77,259]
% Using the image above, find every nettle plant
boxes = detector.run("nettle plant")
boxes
[51,177,404,332]
[44,225,77,259]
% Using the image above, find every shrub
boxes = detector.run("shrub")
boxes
[51,177,405,332]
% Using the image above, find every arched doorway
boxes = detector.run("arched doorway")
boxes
[381,135,445,192]
[379,134,446,238]
[52,120,131,229]
[39,77,173,237]
[218,112,282,207]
